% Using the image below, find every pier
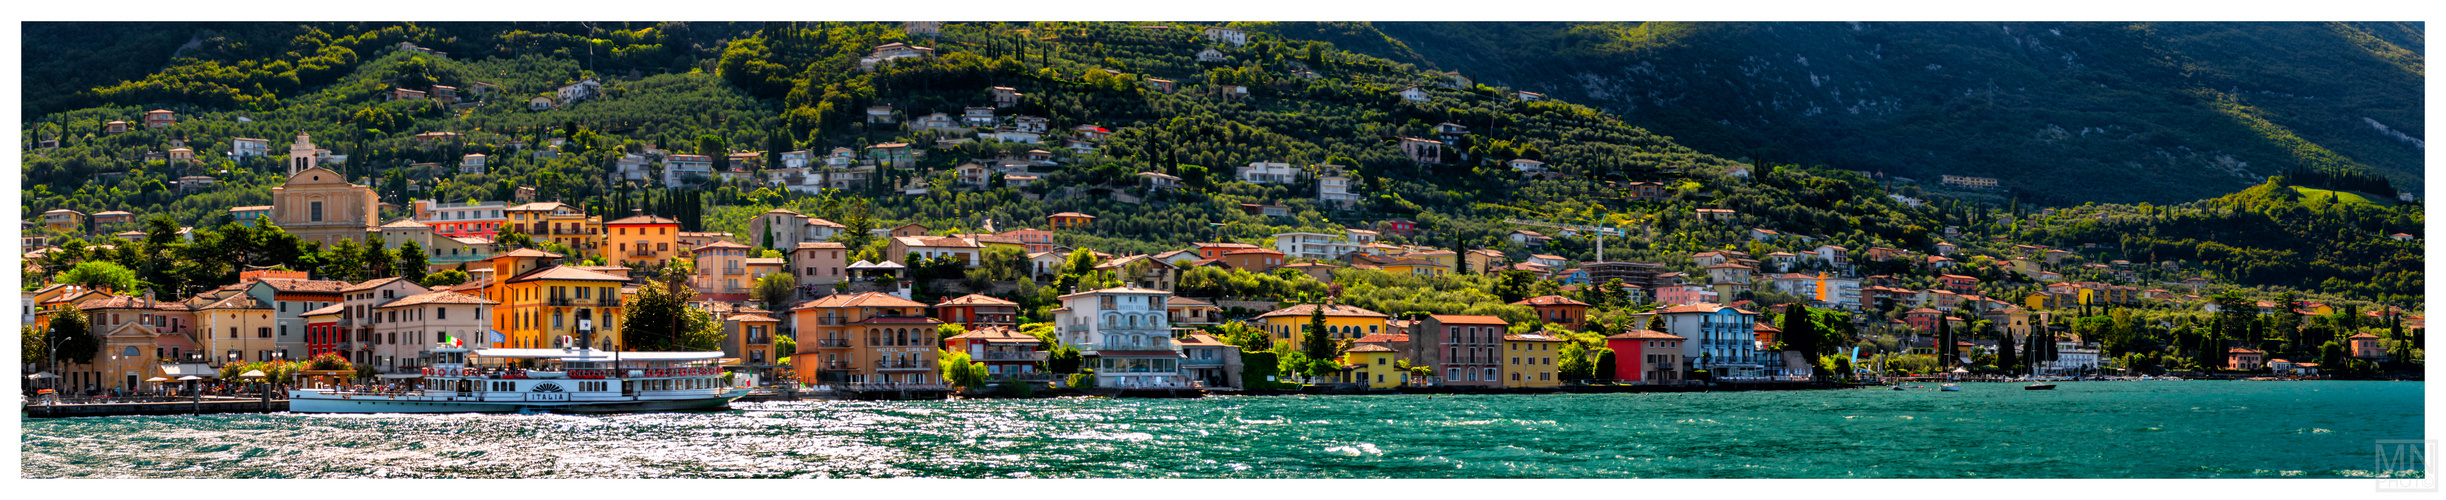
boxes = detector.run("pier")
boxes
[25,396,288,418]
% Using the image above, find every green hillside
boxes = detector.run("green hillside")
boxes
[1273,22,2425,205]
[17,21,2424,303]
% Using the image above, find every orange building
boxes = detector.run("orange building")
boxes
[789,292,943,385]
[482,248,629,350]
[1510,295,1590,330]
[606,213,683,266]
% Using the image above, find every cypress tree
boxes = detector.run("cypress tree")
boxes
[1996,330,2018,373]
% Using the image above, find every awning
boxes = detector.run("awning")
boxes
[157,364,217,378]
[26,372,58,379]
[376,373,424,379]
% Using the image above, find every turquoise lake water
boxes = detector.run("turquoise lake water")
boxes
[19,381,2424,478]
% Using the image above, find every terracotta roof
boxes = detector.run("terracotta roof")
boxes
[895,235,982,248]
[745,258,784,266]
[1657,303,1742,314]
[378,290,501,308]
[606,214,681,225]
[1353,333,1409,344]
[1048,212,1095,218]
[1223,248,1285,256]
[488,248,565,260]
[1056,286,1171,300]
[939,293,1018,306]
[1165,296,1216,307]
[791,292,931,311]
[727,314,781,323]
[340,277,412,293]
[1427,314,1507,325]
[301,303,347,316]
[200,293,271,310]
[1346,344,1397,353]
[1754,323,1783,333]
[945,326,1039,343]
[504,265,631,283]
[694,241,751,251]
[1512,295,1590,307]
[1256,303,1391,319]
[1503,333,1565,342]
[255,279,350,293]
[795,241,849,250]
[1605,330,1686,340]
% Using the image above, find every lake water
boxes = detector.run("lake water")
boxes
[19,381,2423,478]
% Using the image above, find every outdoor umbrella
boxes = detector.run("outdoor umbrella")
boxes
[241,370,267,378]
[176,375,203,381]
[146,376,169,382]
[27,372,58,379]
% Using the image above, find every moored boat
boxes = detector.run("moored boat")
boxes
[288,346,747,414]
[1939,383,1961,392]
[2025,383,2057,390]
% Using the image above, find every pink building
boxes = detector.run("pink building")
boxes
[1653,284,1716,305]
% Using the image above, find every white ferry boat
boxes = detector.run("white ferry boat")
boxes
[288,347,748,414]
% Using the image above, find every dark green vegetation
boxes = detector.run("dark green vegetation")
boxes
[17,21,2423,304]
[1277,22,2425,205]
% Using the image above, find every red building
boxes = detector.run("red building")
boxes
[302,303,344,359]
[1605,330,1686,383]
[1378,218,1417,237]
[1510,295,1590,330]
[935,294,1020,330]
[1905,308,1944,332]
[1938,274,1981,293]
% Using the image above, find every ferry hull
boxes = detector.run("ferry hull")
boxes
[287,390,748,414]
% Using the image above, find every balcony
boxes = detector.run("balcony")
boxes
[876,360,932,371]
[980,351,1049,361]
[817,317,849,326]
[545,297,618,307]
[1098,339,1178,352]
[817,338,851,348]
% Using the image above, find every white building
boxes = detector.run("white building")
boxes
[1398,86,1430,102]
[231,137,271,157]
[2039,341,2103,375]
[1238,162,1297,184]
[1054,287,1187,388]
[1201,26,1248,46]
[1318,174,1358,207]
[1271,231,1360,260]
[614,154,653,184]
[556,78,602,104]
[663,155,713,186]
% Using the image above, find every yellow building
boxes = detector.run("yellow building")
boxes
[1048,212,1095,230]
[605,213,683,267]
[42,209,86,232]
[484,249,629,349]
[1381,258,1448,276]
[1501,332,1565,387]
[505,202,604,257]
[1407,249,1458,268]
[1341,344,1406,388]
[1252,303,1391,345]
[198,291,281,364]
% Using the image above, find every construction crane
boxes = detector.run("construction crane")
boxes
[1505,218,1630,262]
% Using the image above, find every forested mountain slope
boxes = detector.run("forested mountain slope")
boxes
[1266,21,2425,205]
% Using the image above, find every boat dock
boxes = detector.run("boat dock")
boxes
[25,397,287,418]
